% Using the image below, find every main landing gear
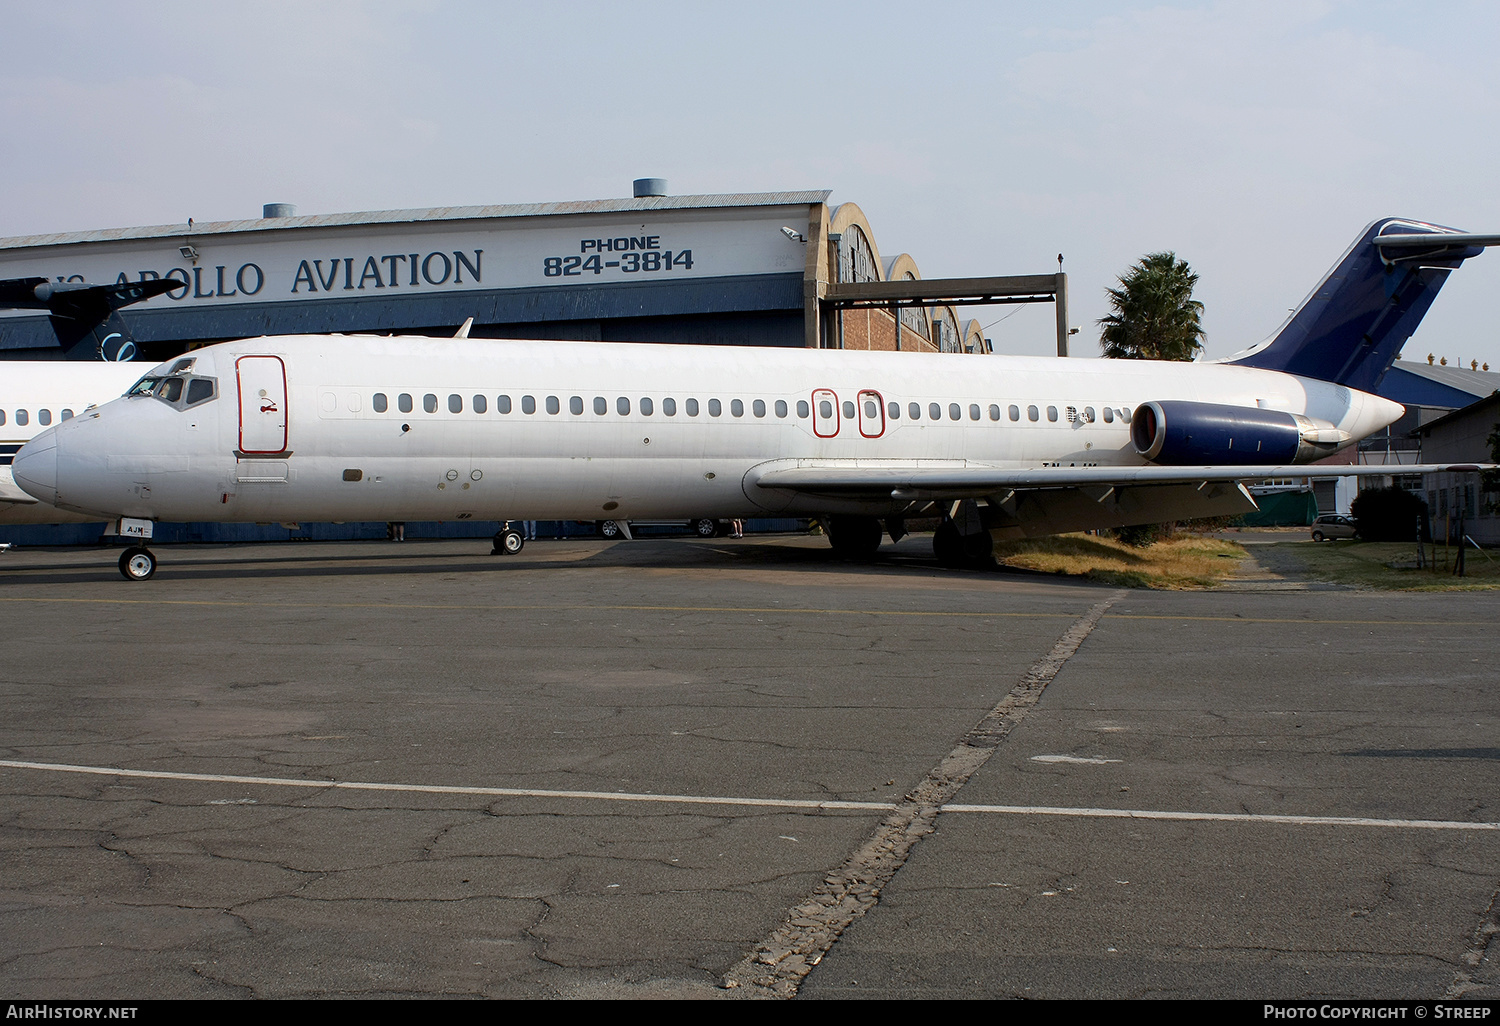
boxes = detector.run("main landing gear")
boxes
[491,527,525,555]
[119,546,157,581]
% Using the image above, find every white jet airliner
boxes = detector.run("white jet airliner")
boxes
[0,362,148,525]
[12,218,1498,579]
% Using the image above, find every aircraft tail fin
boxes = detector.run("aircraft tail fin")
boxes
[1226,220,1500,391]
[0,276,181,360]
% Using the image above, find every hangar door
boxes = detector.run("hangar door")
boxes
[236,355,288,454]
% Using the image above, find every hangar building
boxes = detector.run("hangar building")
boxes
[0,181,1008,363]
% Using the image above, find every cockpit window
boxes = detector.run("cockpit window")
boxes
[186,378,215,405]
[130,372,217,410]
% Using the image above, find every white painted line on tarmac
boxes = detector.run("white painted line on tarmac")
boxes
[4,758,1497,832]
[0,759,893,812]
[941,803,1500,831]
[1031,754,1122,765]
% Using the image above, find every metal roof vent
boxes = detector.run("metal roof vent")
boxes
[632,178,667,198]
[262,202,297,218]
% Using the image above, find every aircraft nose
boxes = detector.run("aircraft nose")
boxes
[12,434,59,504]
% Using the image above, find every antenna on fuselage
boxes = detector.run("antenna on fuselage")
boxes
[454,317,474,339]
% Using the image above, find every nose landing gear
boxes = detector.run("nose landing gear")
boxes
[491,527,525,555]
[119,546,157,581]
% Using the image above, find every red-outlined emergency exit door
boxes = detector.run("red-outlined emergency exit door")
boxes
[237,355,288,454]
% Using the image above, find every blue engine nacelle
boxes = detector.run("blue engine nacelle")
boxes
[1131,401,1343,465]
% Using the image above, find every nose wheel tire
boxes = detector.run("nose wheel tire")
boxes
[492,529,525,555]
[119,546,157,581]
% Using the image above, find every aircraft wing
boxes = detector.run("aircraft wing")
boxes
[749,459,1492,541]
[749,460,1492,500]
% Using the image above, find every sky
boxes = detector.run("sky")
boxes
[2,0,1498,369]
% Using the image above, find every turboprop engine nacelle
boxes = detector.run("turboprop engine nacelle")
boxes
[1131,400,1349,466]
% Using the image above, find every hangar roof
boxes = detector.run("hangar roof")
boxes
[0,191,834,251]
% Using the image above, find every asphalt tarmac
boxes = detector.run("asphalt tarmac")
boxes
[1,534,1496,999]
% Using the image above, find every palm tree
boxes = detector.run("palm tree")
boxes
[1098,252,1205,361]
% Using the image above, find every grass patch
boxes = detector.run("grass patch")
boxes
[992,533,1250,589]
[1265,540,1500,591]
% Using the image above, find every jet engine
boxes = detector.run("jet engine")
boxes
[1130,401,1349,466]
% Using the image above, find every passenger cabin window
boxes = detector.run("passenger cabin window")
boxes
[888,402,900,420]
[819,399,833,418]
[61,409,73,420]
[1047,406,1058,422]
[797,400,809,418]
[1027,405,1039,422]
[865,399,878,419]
[570,396,583,415]
[38,409,51,426]
[497,395,512,414]
[754,399,766,418]
[929,403,941,420]
[731,399,744,417]
[909,403,921,420]
[664,398,677,416]
[449,394,463,414]
[708,399,721,417]
[775,400,787,418]
[1102,407,1113,423]
[423,393,438,413]
[0,410,6,425]
[641,397,654,416]
[546,396,560,415]
[474,395,487,414]
[988,404,1000,421]
[1084,407,1095,423]
[522,395,536,414]
[949,403,961,421]
[15,410,27,426]
[594,397,607,415]
[617,397,630,415]
[398,393,413,413]
[687,398,700,416]
[373,393,388,413]
[969,404,981,421]
[842,400,855,418]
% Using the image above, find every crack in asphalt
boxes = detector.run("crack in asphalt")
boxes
[720,590,1125,998]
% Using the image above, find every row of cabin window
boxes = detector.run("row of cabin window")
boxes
[0,408,73,427]
[369,392,1132,425]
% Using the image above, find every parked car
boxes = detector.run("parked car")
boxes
[596,518,726,538]
[1310,513,1359,542]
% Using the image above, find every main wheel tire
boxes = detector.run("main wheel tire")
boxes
[933,521,964,568]
[598,519,621,538]
[934,520,994,569]
[692,518,718,538]
[500,529,524,555]
[119,546,157,581]
[826,515,883,559]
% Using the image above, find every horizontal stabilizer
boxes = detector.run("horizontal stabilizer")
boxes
[0,276,183,314]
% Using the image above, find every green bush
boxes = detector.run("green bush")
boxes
[1349,487,1428,543]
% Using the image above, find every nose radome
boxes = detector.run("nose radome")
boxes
[12,434,58,504]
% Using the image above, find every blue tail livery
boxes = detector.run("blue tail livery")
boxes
[1227,219,1500,392]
